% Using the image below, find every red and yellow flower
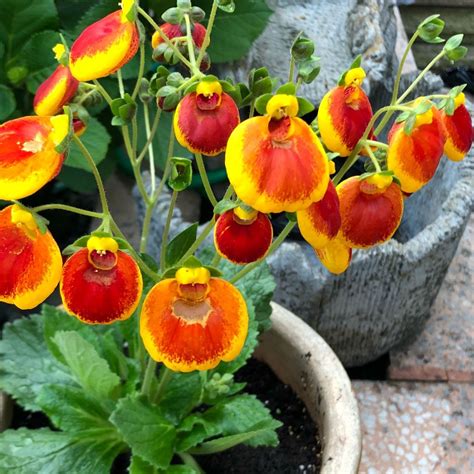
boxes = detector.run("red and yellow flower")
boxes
[337,174,404,248]
[0,205,62,309]
[226,94,329,213]
[387,104,446,193]
[33,44,79,117]
[441,93,473,162]
[0,115,69,200]
[69,3,139,81]
[174,80,240,156]
[60,236,143,324]
[318,67,374,156]
[141,267,248,372]
[214,206,273,264]
[315,234,352,275]
[297,181,341,249]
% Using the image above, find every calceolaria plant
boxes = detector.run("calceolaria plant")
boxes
[0,2,472,472]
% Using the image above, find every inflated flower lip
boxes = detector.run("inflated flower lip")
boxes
[316,234,352,275]
[226,94,330,213]
[0,115,69,200]
[441,93,473,162]
[60,236,143,324]
[318,67,374,156]
[151,22,206,57]
[34,43,79,117]
[297,180,341,250]
[214,206,273,265]
[387,104,446,193]
[69,8,139,81]
[337,174,404,249]
[0,205,62,309]
[141,267,248,372]
[174,80,240,156]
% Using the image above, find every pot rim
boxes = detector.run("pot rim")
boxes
[255,302,362,474]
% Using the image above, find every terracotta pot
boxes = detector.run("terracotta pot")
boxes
[255,303,362,474]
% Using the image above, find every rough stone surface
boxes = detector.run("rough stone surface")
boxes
[354,380,474,473]
[217,0,398,104]
[388,215,474,383]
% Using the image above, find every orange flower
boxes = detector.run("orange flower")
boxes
[60,237,143,324]
[33,64,79,117]
[226,94,329,213]
[141,267,248,372]
[387,104,446,193]
[315,234,352,275]
[297,181,341,249]
[318,67,373,156]
[441,93,473,162]
[0,205,62,309]
[214,207,273,264]
[337,174,403,248]
[152,22,206,60]
[174,80,240,156]
[0,115,69,200]
[69,7,139,81]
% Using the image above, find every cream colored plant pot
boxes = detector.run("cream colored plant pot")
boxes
[255,303,362,474]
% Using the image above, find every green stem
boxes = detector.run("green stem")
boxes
[132,43,146,100]
[154,367,174,403]
[249,102,255,118]
[178,452,204,474]
[143,103,156,193]
[141,358,157,398]
[92,80,112,105]
[365,145,381,173]
[32,203,103,219]
[365,139,388,150]
[288,56,295,83]
[73,135,110,216]
[230,221,296,283]
[117,69,125,98]
[137,108,162,164]
[184,14,197,69]
[196,0,218,67]
[138,7,194,71]
[195,152,217,206]
[160,190,178,272]
[211,253,221,267]
[132,116,138,158]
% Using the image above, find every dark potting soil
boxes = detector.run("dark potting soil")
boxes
[198,358,322,474]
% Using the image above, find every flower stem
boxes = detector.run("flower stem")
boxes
[365,145,381,173]
[117,69,125,98]
[365,139,388,150]
[230,221,296,284]
[153,367,174,403]
[73,135,110,216]
[160,190,178,272]
[195,152,217,207]
[138,108,162,164]
[143,103,156,193]
[32,203,103,219]
[288,56,295,83]
[92,79,112,105]
[178,452,205,474]
[184,13,198,70]
[132,43,146,100]
[196,0,218,67]
[141,358,157,398]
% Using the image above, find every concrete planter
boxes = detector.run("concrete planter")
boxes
[256,303,361,473]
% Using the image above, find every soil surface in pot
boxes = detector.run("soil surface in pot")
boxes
[199,358,322,474]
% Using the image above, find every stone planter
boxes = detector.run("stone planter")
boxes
[256,303,361,473]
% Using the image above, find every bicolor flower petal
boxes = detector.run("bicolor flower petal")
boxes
[226,94,330,213]
[441,93,473,162]
[33,64,79,116]
[315,234,352,275]
[387,105,446,193]
[318,67,373,156]
[0,115,69,200]
[69,9,139,81]
[141,267,248,372]
[214,207,273,264]
[60,236,143,324]
[297,181,341,249]
[0,205,62,309]
[337,174,404,248]
[174,80,240,156]
[151,22,206,56]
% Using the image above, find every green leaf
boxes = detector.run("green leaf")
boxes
[52,331,120,400]
[291,33,314,61]
[297,56,321,84]
[213,198,239,215]
[0,85,16,120]
[254,93,273,115]
[0,428,123,474]
[0,315,73,411]
[166,223,199,267]
[276,82,296,95]
[65,118,111,170]
[129,456,156,474]
[110,396,176,469]
[176,414,221,452]
[297,97,315,117]
[0,0,58,62]
[403,114,416,135]
[206,0,272,63]
[252,76,274,96]
[36,384,111,433]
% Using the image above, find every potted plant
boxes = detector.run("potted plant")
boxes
[0,0,471,472]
